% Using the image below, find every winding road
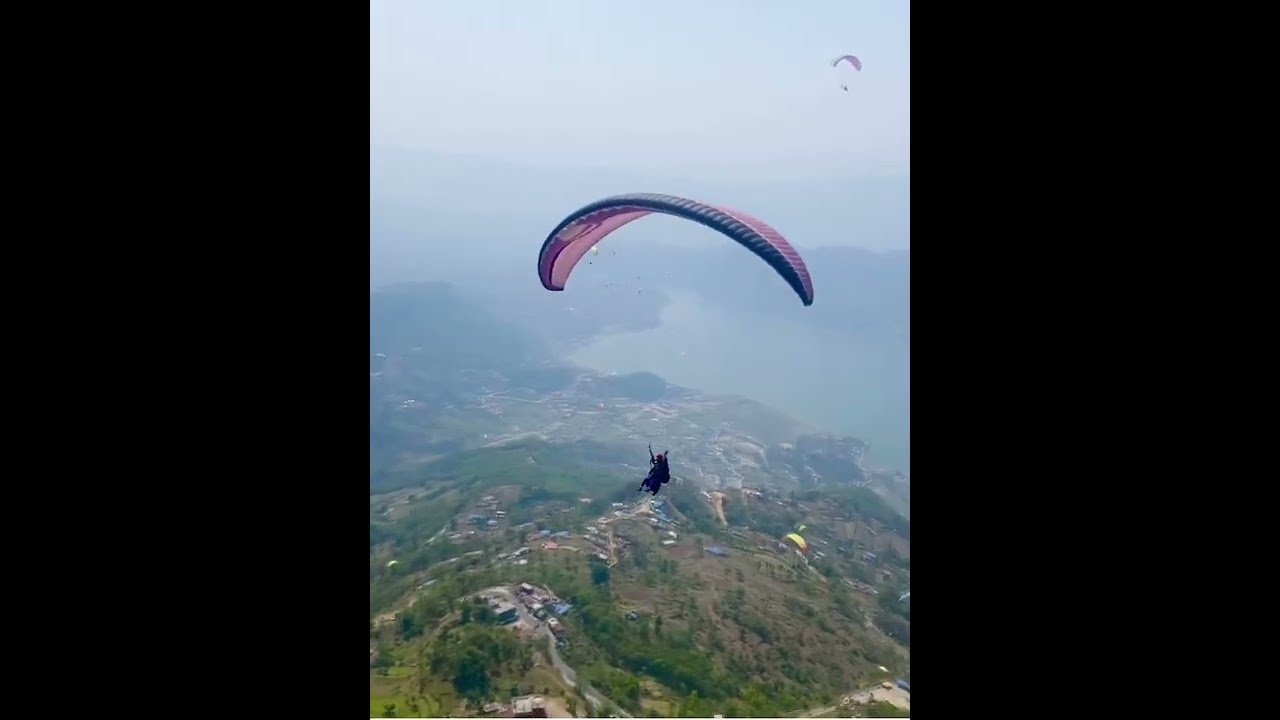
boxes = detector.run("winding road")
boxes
[480,586,632,718]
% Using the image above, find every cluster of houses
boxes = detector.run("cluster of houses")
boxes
[582,525,616,562]
[583,497,683,559]
[483,595,520,625]
[648,497,674,524]
[527,528,574,543]
[522,527,581,554]
[495,546,530,566]
[516,583,572,641]
[446,495,508,542]
[480,694,548,718]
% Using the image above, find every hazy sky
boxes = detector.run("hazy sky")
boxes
[369,1,911,462]
[370,0,910,182]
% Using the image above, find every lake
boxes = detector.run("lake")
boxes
[570,291,910,474]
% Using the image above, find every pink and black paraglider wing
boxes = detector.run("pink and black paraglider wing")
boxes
[536,192,814,307]
[831,54,862,71]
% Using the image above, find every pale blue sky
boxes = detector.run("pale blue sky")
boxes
[370,0,910,182]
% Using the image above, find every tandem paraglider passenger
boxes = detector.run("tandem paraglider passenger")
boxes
[637,444,671,496]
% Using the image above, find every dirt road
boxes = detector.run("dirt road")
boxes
[543,696,573,718]
[710,491,727,525]
[420,523,449,547]
[607,527,619,568]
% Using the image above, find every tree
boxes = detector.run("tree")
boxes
[566,697,578,717]
[454,648,492,698]
[591,564,611,586]
[400,613,423,638]
[678,691,701,718]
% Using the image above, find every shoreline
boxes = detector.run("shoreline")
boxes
[563,290,910,476]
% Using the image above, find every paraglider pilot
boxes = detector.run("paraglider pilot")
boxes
[638,444,671,496]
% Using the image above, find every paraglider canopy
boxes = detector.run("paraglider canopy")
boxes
[830,54,862,71]
[784,532,809,553]
[537,193,814,306]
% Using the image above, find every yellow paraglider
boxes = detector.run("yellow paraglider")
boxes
[784,532,809,554]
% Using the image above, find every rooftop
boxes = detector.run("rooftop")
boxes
[511,695,547,717]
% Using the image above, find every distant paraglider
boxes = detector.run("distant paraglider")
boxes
[784,532,809,554]
[537,193,814,306]
[830,54,862,91]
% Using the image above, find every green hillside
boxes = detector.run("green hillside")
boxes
[370,443,910,718]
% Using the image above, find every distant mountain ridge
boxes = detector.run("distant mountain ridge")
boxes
[371,145,909,345]
[369,282,550,367]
